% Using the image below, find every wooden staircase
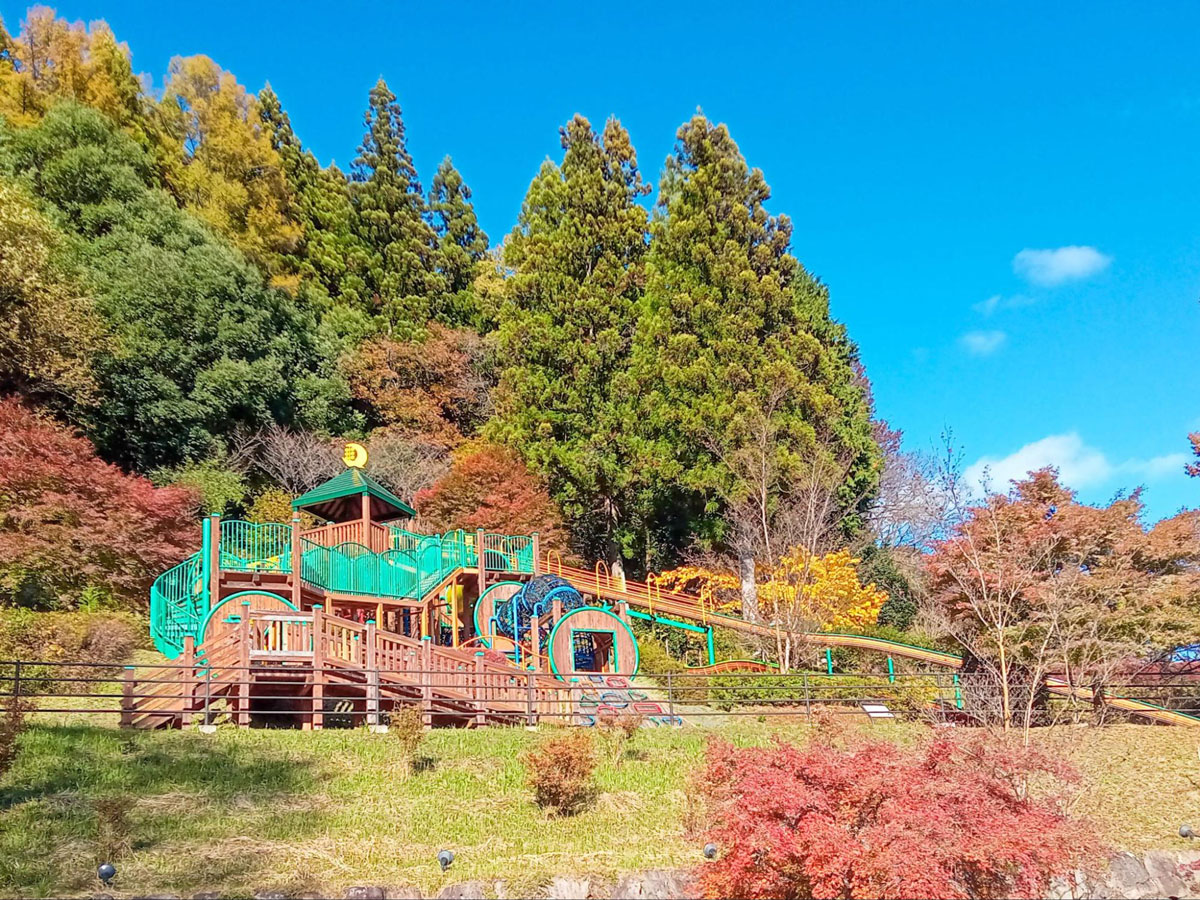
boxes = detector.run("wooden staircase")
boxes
[123,607,574,730]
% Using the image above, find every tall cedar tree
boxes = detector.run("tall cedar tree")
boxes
[258,85,372,311]
[428,155,489,326]
[632,114,879,562]
[492,115,649,568]
[350,78,442,334]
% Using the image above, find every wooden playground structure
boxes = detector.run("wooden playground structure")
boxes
[127,454,1200,731]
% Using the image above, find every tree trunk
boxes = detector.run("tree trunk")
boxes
[739,555,758,622]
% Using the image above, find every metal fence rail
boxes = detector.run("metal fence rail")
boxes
[5,659,1198,730]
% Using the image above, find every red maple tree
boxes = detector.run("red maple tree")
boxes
[0,400,197,609]
[413,442,569,553]
[695,731,1100,900]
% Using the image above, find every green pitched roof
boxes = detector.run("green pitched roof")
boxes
[292,468,416,522]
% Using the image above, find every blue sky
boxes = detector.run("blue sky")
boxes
[8,0,1198,521]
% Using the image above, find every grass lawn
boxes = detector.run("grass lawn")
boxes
[1,711,1197,898]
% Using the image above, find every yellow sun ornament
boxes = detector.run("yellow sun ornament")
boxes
[343,442,368,468]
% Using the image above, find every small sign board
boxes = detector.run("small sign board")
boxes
[861,702,895,719]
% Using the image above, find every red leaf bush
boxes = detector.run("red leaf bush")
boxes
[694,731,1100,899]
[0,400,196,609]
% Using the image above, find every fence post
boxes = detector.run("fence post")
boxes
[119,667,134,728]
[237,602,251,726]
[12,659,20,704]
[666,671,675,726]
[525,671,536,727]
[311,604,325,730]
[803,672,812,725]
[180,635,195,729]
[203,664,213,729]
[474,651,486,727]
[421,637,433,728]
[365,619,379,728]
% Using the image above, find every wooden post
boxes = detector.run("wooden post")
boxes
[365,619,379,727]
[475,528,486,589]
[119,668,134,728]
[180,635,196,729]
[531,532,541,575]
[530,614,541,671]
[616,600,631,626]
[421,637,433,728]
[552,597,563,628]
[208,513,221,607]
[312,604,325,730]
[290,513,302,607]
[361,491,371,547]
[525,671,536,727]
[474,651,486,727]
[237,602,251,726]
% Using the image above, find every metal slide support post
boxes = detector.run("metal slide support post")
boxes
[706,627,716,666]
[825,648,833,675]
[887,656,895,684]
[953,673,963,710]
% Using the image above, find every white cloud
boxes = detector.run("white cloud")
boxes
[974,293,1035,316]
[1012,246,1112,286]
[966,433,1190,492]
[960,330,1007,356]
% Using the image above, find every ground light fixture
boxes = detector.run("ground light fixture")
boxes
[1181,825,1196,840]
[438,850,454,872]
[703,843,718,860]
[97,863,116,886]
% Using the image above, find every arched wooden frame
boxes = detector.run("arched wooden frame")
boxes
[198,590,298,647]
[472,580,524,648]
[547,606,640,679]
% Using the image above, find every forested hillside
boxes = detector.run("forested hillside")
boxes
[0,7,880,611]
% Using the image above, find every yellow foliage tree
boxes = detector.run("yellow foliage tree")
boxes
[656,566,740,612]
[158,55,301,284]
[0,9,143,130]
[758,547,887,633]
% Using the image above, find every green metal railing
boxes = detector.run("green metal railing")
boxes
[149,520,537,658]
[148,551,207,658]
[219,521,292,573]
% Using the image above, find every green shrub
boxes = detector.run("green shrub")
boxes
[0,608,145,695]
[707,673,939,715]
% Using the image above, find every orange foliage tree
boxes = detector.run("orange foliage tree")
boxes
[413,442,569,553]
[341,324,490,448]
[0,400,197,609]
